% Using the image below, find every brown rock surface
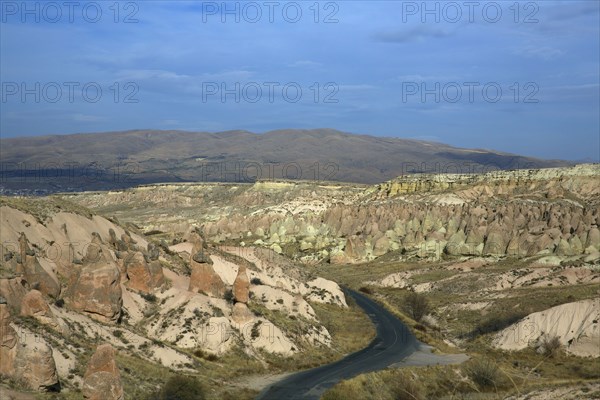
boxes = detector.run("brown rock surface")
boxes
[0,277,29,312]
[124,251,165,293]
[13,337,60,391]
[18,233,61,299]
[189,260,225,297]
[83,344,124,400]
[233,265,250,303]
[20,289,57,327]
[231,302,254,324]
[66,237,122,322]
[0,303,59,391]
[0,303,18,375]
[188,240,225,297]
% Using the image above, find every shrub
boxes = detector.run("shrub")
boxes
[193,349,218,362]
[404,292,430,322]
[251,321,262,340]
[464,359,500,390]
[148,375,206,400]
[223,289,234,304]
[389,373,425,400]
[250,277,262,285]
[358,286,373,295]
[539,335,562,358]
[141,293,157,303]
[54,298,65,308]
[414,323,427,332]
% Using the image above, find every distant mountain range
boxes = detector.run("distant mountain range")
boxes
[0,129,571,193]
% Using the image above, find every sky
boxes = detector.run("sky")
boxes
[1,0,599,161]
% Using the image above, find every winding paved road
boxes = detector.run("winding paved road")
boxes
[256,289,420,400]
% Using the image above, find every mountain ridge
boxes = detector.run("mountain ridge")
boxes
[0,129,572,193]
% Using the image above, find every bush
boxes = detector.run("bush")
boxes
[404,292,430,322]
[389,374,425,400]
[223,289,234,304]
[539,335,562,358]
[141,293,157,303]
[251,321,262,340]
[358,286,373,295]
[464,359,500,390]
[193,349,219,362]
[250,277,262,285]
[149,375,206,400]
[54,298,65,308]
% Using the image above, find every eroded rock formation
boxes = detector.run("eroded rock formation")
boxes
[0,302,59,391]
[65,233,122,323]
[188,239,225,297]
[83,344,124,400]
[233,265,250,304]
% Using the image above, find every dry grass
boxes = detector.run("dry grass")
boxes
[251,297,375,372]
[0,195,94,223]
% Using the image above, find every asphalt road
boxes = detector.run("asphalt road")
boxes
[256,289,420,400]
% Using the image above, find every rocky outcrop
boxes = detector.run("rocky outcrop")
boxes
[192,165,600,264]
[231,302,253,324]
[0,302,59,391]
[189,259,225,297]
[20,289,58,328]
[0,277,29,312]
[65,234,122,323]
[233,265,250,303]
[17,233,61,298]
[0,302,18,376]
[493,298,600,357]
[124,250,165,293]
[83,344,124,400]
[188,240,225,297]
[13,336,60,391]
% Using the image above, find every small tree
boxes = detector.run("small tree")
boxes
[404,292,430,322]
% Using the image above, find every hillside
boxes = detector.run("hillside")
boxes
[61,163,600,399]
[1,164,599,399]
[0,197,364,399]
[0,129,570,193]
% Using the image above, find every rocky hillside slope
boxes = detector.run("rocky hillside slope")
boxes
[0,197,348,398]
[66,164,600,266]
[493,298,599,357]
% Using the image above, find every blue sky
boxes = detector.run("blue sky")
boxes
[1,0,598,161]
